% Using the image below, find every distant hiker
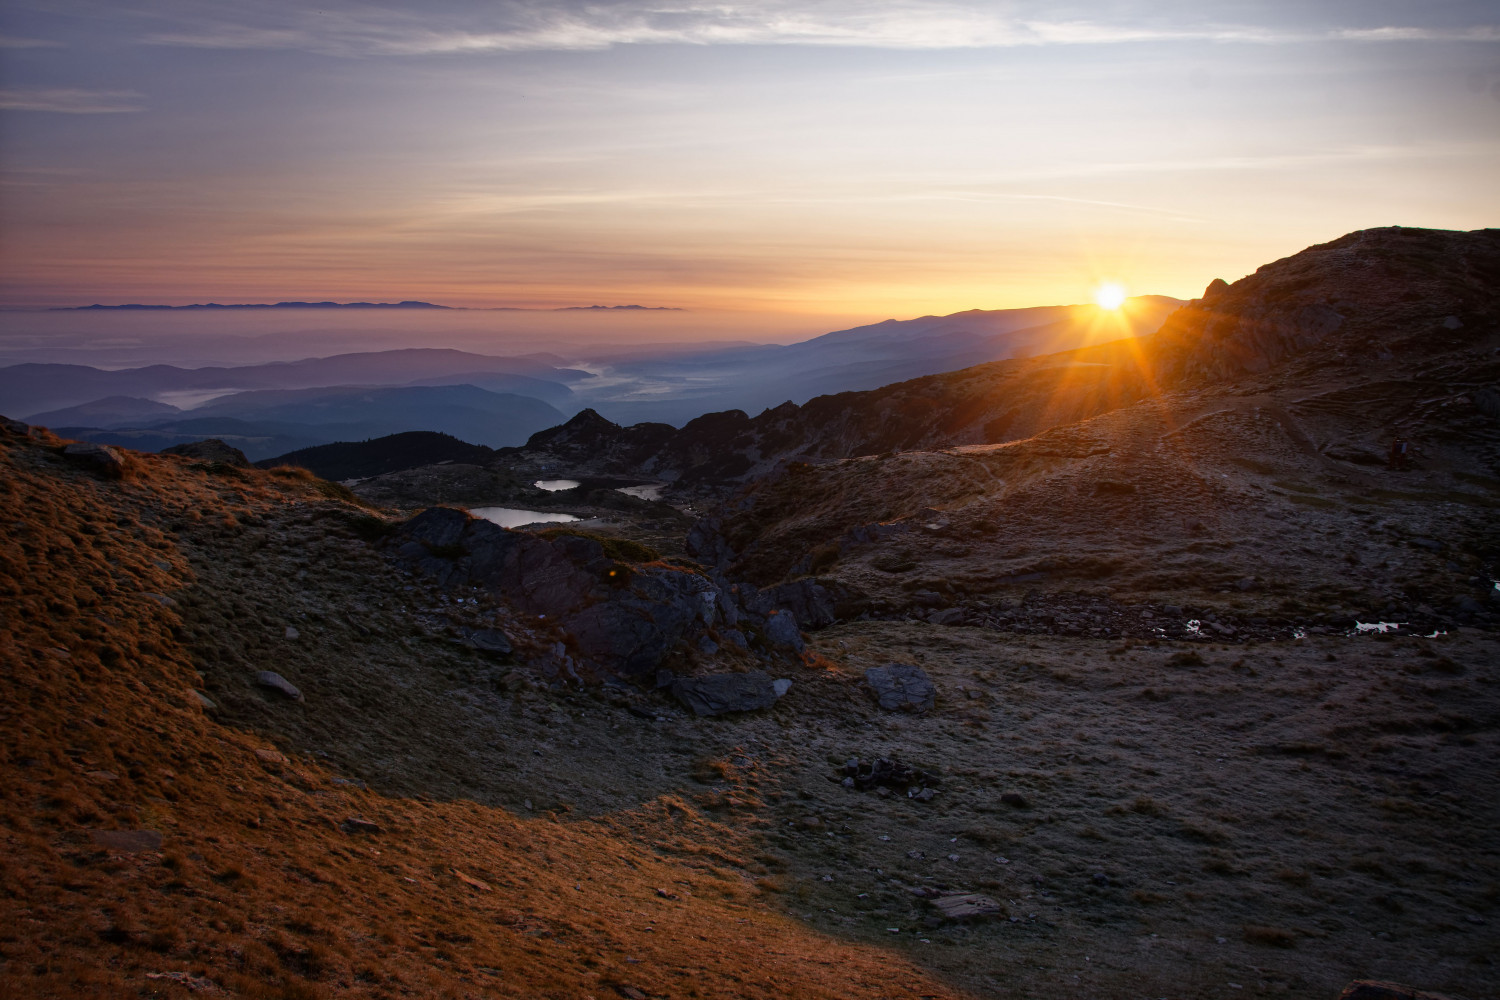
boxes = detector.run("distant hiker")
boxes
[1388,437,1409,471]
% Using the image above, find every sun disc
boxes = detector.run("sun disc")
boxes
[1094,283,1127,310]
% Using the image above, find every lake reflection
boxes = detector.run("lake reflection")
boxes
[469,507,581,528]
[534,480,581,492]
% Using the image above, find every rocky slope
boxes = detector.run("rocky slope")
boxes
[3,416,1496,1000]
[484,227,1497,488]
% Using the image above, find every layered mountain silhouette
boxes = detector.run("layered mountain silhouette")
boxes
[588,296,1182,425]
[1,348,589,418]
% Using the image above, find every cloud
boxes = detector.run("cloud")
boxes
[114,1,1500,54]
[0,34,65,49]
[0,88,145,113]
[1335,25,1500,42]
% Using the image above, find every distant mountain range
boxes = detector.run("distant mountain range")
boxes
[58,300,451,311]
[2,296,1184,461]
[0,348,590,418]
[41,385,565,461]
[53,301,680,312]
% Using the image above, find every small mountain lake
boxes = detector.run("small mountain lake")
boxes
[468,507,581,528]
[534,479,581,491]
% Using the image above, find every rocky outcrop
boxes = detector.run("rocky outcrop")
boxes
[1157,226,1500,381]
[388,507,808,680]
[61,441,126,478]
[163,438,252,467]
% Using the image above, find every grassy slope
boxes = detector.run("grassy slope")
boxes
[0,430,966,1000]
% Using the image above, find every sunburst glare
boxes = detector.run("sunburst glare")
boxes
[1094,282,1127,310]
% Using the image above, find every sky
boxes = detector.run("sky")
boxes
[1,0,1498,324]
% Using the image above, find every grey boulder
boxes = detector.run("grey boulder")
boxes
[671,671,782,717]
[62,441,125,478]
[762,609,805,652]
[865,662,936,713]
[465,628,513,655]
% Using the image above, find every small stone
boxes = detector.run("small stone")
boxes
[190,689,216,711]
[1000,792,1029,808]
[772,678,792,697]
[254,748,288,765]
[90,829,163,852]
[1092,872,1111,886]
[142,592,177,608]
[947,853,961,862]
[450,868,491,891]
[255,670,303,701]
[342,816,381,835]
[911,787,937,802]
[655,887,680,899]
[284,626,300,639]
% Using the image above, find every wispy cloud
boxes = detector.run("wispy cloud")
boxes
[0,34,65,49]
[1335,25,1500,42]
[130,2,1500,55]
[0,88,145,113]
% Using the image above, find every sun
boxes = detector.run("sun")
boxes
[1094,282,1127,310]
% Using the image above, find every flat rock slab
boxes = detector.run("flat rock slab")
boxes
[931,892,1005,921]
[255,670,303,701]
[466,628,513,655]
[90,829,164,853]
[671,671,780,716]
[865,662,936,713]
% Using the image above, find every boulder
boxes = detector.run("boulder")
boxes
[864,663,935,712]
[254,670,303,701]
[465,628,513,655]
[162,438,251,467]
[762,609,805,652]
[670,671,781,716]
[2,416,30,436]
[748,578,841,628]
[61,441,125,478]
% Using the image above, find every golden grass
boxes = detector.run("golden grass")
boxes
[0,430,969,999]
